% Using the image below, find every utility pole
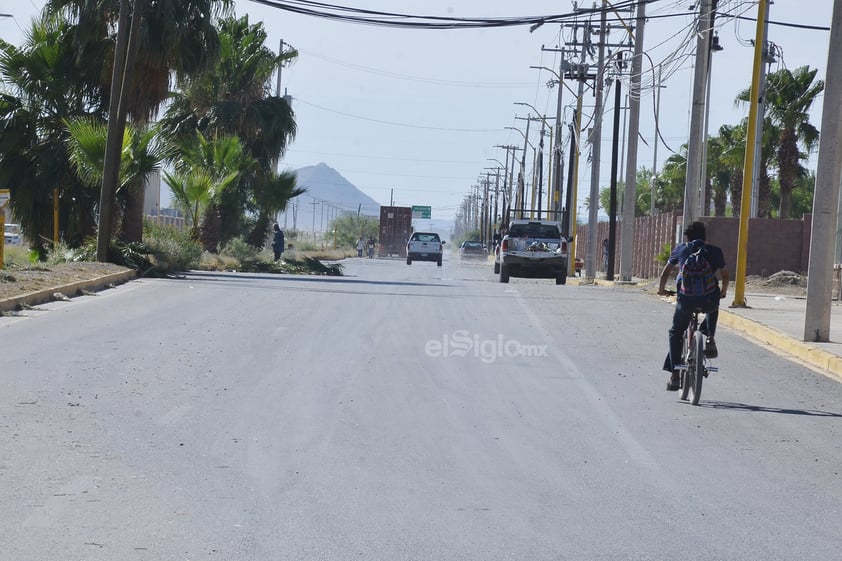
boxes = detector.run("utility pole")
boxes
[732,0,770,308]
[607,53,624,281]
[98,0,143,261]
[553,59,566,218]
[586,2,608,280]
[495,144,521,224]
[804,1,842,341]
[651,63,663,216]
[682,0,715,228]
[750,10,772,218]
[275,39,285,98]
[517,118,531,218]
[568,20,590,276]
[620,0,646,282]
[563,114,577,248]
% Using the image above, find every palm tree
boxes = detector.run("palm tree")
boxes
[0,14,103,253]
[738,66,823,219]
[45,0,232,247]
[160,15,299,248]
[64,116,163,238]
[165,131,253,241]
[658,146,688,214]
[765,66,823,219]
[246,170,306,248]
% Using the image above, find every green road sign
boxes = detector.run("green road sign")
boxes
[411,205,431,219]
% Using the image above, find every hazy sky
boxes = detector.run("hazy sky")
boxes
[1,1,834,221]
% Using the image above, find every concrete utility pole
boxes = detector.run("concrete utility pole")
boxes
[568,20,591,276]
[732,0,769,308]
[750,12,772,218]
[804,1,842,342]
[620,0,645,282]
[517,119,531,218]
[651,63,663,216]
[586,2,608,280]
[682,0,715,229]
[553,60,566,218]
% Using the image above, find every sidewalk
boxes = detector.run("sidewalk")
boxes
[579,276,842,383]
[719,293,842,382]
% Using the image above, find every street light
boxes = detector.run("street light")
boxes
[504,126,534,149]
[515,103,555,219]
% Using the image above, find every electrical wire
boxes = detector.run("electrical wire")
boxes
[298,49,535,88]
[247,0,660,30]
[294,98,502,132]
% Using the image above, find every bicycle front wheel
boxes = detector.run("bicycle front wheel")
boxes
[689,330,705,405]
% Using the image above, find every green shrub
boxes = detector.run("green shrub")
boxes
[143,221,202,273]
[655,242,673,267]
[220,236,260,262]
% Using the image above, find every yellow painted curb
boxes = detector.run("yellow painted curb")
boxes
[0,268,137,314]
[719,309,842,382]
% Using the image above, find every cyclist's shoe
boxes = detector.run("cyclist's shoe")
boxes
[705,338,718,358]
[666,371,681,391]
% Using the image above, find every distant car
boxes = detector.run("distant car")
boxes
[406,232,444,266]
[459,240,487,260]
[4,223,22,245]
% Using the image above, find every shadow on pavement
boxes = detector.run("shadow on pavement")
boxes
[700,401,842,417]
[182,270,456,288]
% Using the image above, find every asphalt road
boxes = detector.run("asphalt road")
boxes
[2,251,842,560]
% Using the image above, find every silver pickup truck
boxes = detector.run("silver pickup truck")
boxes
[494,220,569,285]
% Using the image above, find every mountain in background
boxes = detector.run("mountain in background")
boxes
[276,162,452,239]
[276,163,379,232]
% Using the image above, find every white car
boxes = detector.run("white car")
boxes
[4,223,22,245]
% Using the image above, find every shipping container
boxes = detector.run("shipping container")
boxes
[378,206,413,257]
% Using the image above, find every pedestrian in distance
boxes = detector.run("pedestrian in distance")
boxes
[657,221,730,391]
[272,223,285,261]
[367,236,376,258]
[356,237,364,258]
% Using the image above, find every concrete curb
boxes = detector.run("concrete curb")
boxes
[0,269,137,314]
[571,276,842,381]
[718,310,842,382]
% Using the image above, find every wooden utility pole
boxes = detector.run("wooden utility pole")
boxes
[97,0,144,261]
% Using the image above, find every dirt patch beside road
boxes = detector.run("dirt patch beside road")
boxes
[0,262,131,301]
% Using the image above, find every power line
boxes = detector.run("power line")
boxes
[247,0,652,30]
[294,98,502,132]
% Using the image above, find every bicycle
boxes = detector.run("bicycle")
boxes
[665,291,719,405]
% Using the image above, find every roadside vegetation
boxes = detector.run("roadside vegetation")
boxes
[2,220,344,277]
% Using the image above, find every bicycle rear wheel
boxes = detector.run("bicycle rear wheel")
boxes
[679,332,690,401]
[689,330,705,405]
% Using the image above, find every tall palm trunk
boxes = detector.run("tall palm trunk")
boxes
[730,170,743,217]
[777,129,800,220]
[758,168,772,218]
[121,180,146,243]
[713,183,727,217]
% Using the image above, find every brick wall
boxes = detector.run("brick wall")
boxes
[576,214,810,279]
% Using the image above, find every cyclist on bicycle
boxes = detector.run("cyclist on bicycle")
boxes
[657,221,729,391]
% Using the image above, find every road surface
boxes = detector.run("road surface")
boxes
[2,251,841,560]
